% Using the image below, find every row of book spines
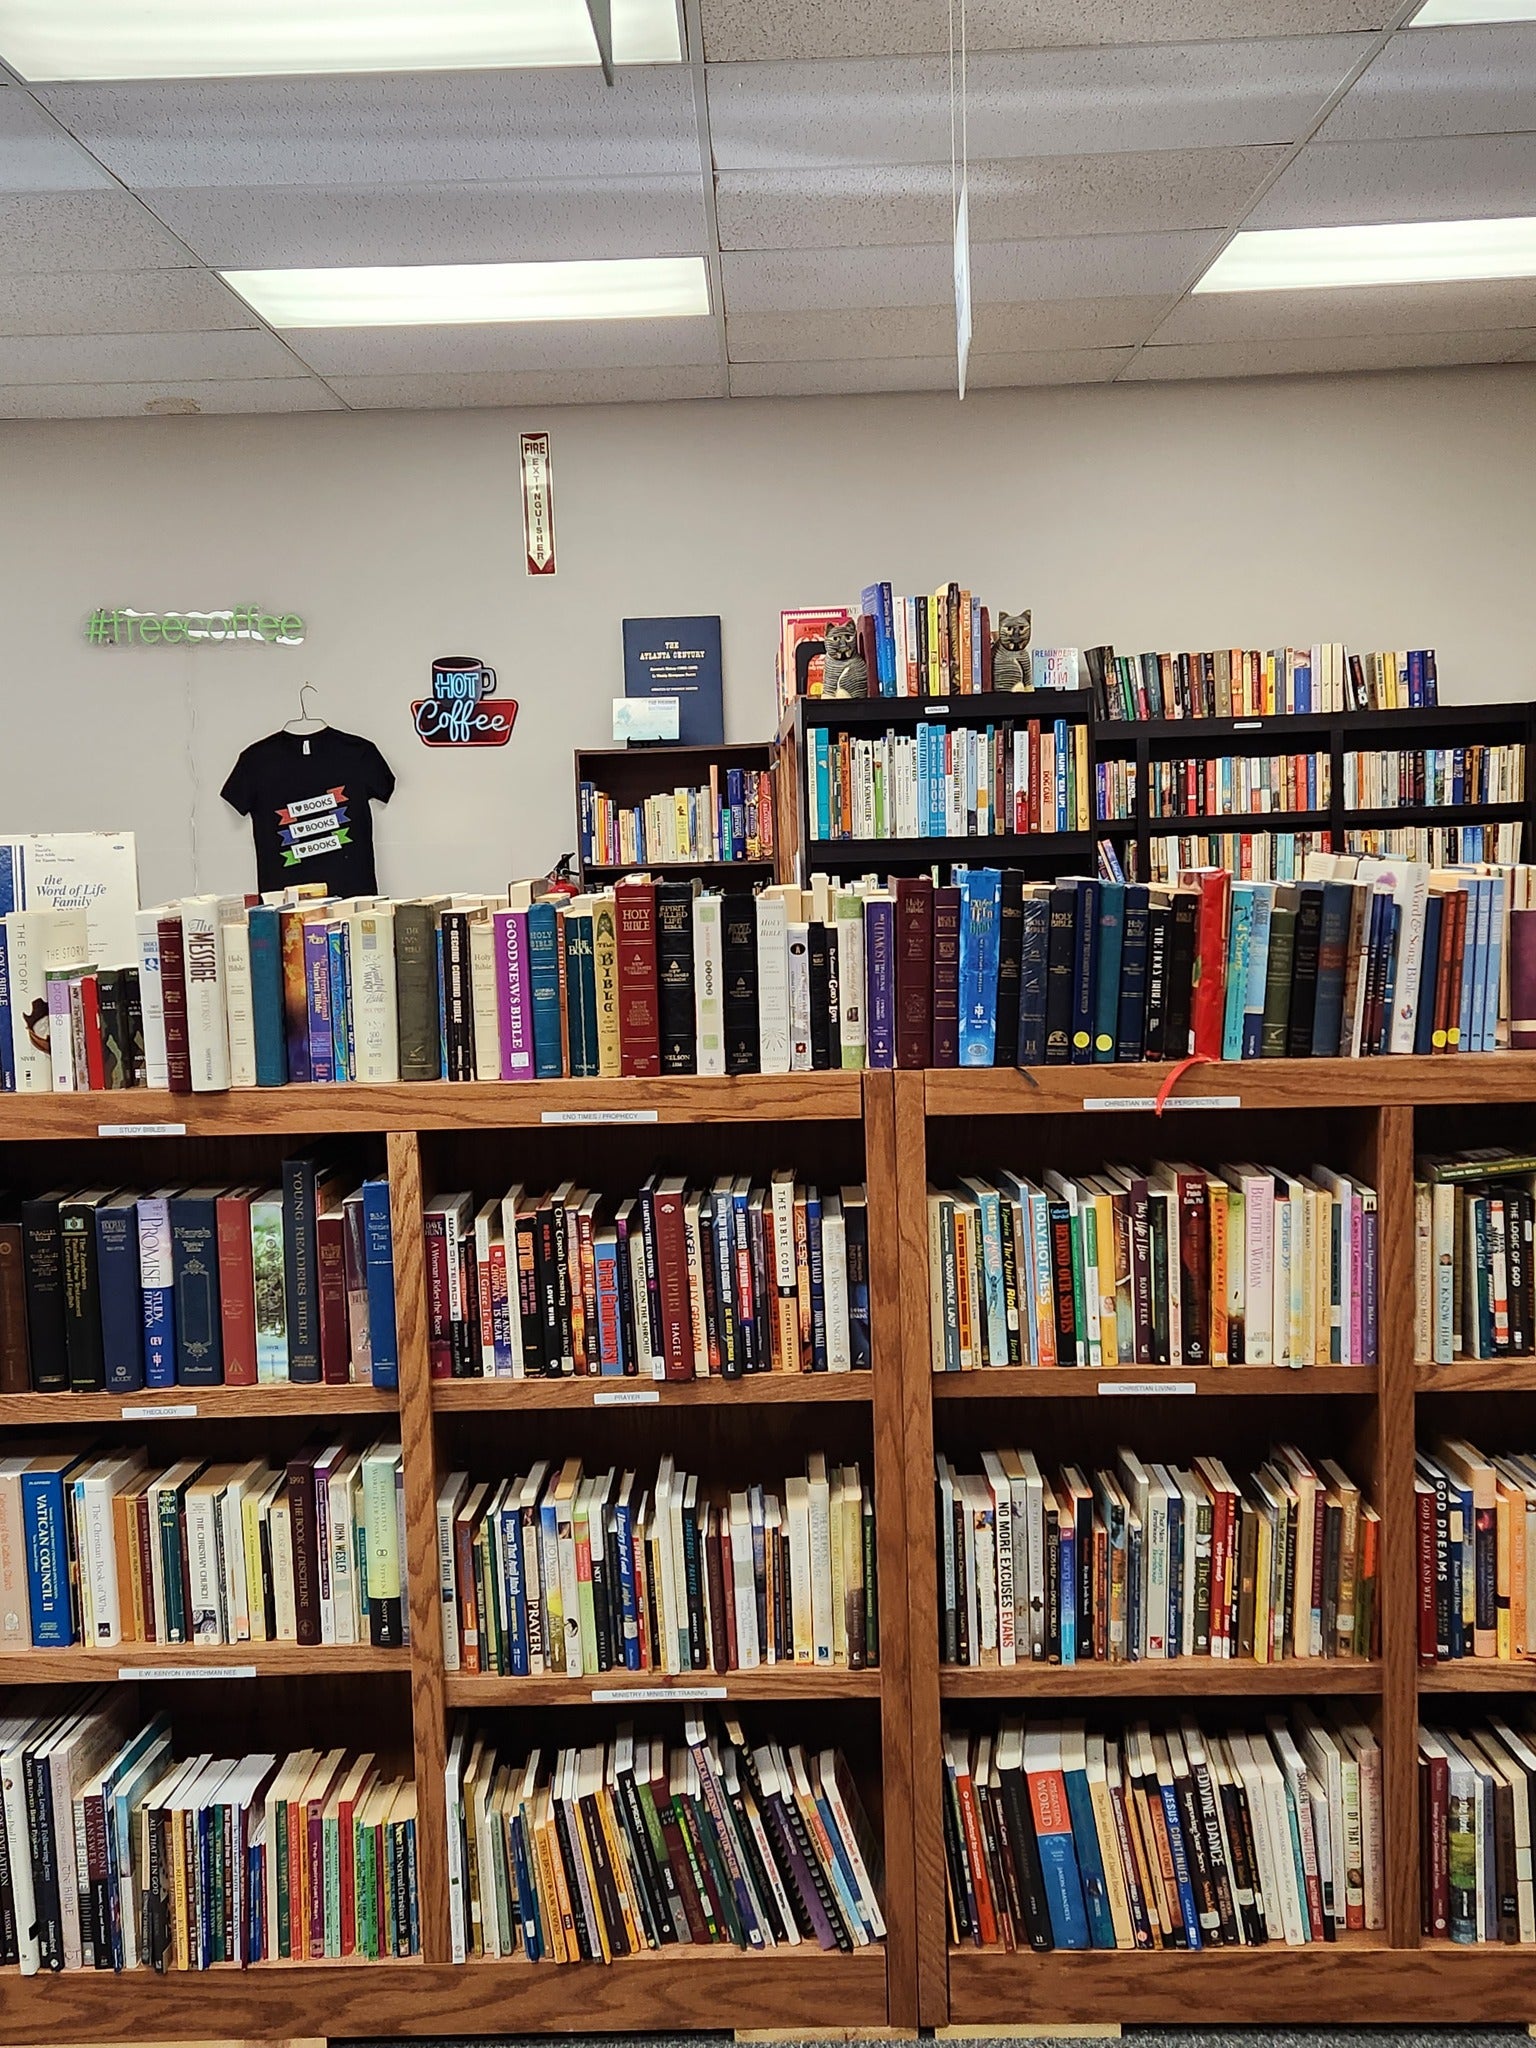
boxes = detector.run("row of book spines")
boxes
[1085,643,1437,721]
[578,772,775,868]
[428,1179,870,1382]
[443,1465,875,1679]
[1418,1720,1536,1945]
[1413,1441,1536,1663]
[928,1167,1378,1373]
[937,1454,1376,1669]
[11,1442,405,1653]
[0,1173,397,1396]
[1416,1176,1536,1363]
[807,721,1091,842]
[1342,744,1525,810]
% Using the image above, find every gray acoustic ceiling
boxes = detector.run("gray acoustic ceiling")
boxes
[0,1,1533,416]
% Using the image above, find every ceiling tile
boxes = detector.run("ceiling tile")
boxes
[972,294,1175,349]
[1154,274,1536,341]
[0,377,340,418]
[37,69,702,187]
[0,328,301,384]
[0,266,260,335]
[727,346,1132,394]
[706,39,1373,170]
[699,0,1386,63]
[1320,22,1536,140]
[1248,131,1536,229]
[0,189,192,273]
[716,147,1285,249]
[727,295,1170,357]
[289,317,721,377]
[326,366,728,408]
[722,233,1217,312]
[140,177,706,270]
[0,84,113,190]
[1124,328,1536,377]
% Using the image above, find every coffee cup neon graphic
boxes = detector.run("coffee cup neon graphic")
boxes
[413,657,517,746]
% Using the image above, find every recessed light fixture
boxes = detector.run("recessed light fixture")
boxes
[1194,216,1536,293]
[1411,0,1536,23]
[221,257,711,328]
[0,0,680,80]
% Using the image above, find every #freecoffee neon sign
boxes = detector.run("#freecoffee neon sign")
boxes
[85,606,305,645]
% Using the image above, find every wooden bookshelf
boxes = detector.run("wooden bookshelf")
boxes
[574,739,777,889]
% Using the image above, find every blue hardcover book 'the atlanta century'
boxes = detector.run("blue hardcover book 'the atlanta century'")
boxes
[622,615,724,747]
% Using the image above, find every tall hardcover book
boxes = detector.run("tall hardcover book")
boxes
[20,1191,67,1393]
[60,1189,111,1391]
[931,886,961,1068]
[721,890,760,1075]
[362,1178,399,1390]
[957,868,1000,1067]
[133,906,170,1090]
[895,877,934,1070]
[755,889,792,1075]
[156,911,193,1094]
[492,907,535,1080]
[1016,895,1049,1068]
[1043,884,1077,1064]
[216,1188,259,1387]
[656,879,697,1076]
[615,876,661,1078]
[347,905,399,1084]
[178,896,233,1092]
[0,1198,28,1393]
[246,904,288,1086]
[394,899,446,1081]
[95,1191,142,1393]
[137,1189,176,1388]
[283,1155,335,1384]
[993,870,1025,1065]
[864,890,896,1070]
[527,897,564,1078]
[169,1187,225,1386]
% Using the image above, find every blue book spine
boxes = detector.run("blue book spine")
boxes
[578,781,595,867]
[806,1192,827,1373]
[1062,1764,1115,1949]
[362,1178,398,1390]
[328,925,352,1082]
[499,1500,529,1677]
[1458,877,1482,1051]
[22,1464,74,1645]
[728,768,746,855]
[1070,878,1099,1064]
[1408,648,1423,707]
[97,1196,143,1392]
[615,1490,641,1669]
[594,1236,625,1375]
[866,897,895,1067]
[1241,885,1273,1059]
[304,923,334,1083]
[510,1816,541,1958]
[880,583,896,692]
[1092,881,1124,1062]
[1015,897,1048,1067]
[527,902,564,1078]
[1114,885,1150,1061]
[0,844,19,915]
[137,1193,176,1389]
[436,927,448,1075]
[1053,718,1068,829]
[0,922,13,1092]
[1158,1776,1204,1948]
[1481,876,1504,1054]
[170,1190,223,1386]
[1414,893,1444,1055]
[1059,1517,1076,1664]
[958,869,1000,1067]
[1469,876,1491,1052]
[247,907,288,1086]
[1222,888,1254,1062]
[1032,1797,1090,1948]
[1311,883,1352,1056]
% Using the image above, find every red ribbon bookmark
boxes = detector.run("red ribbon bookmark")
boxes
[1153,1053,1216,1116]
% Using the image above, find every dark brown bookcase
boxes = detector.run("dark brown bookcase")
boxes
[574,741,777,889]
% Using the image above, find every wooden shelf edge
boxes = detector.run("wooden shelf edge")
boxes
[0,1948,888,2041]
[1419,1661,1536,1691]
[940,1661,1383,1698]
[432,1373,874,1409]
[932,1366,1376,1398]
[923,1053,1536,1115]
[445,1667,883,1705]
[0,1384,397,1422]
[1415,1358,1536,1392]
[0,1645,411,1682]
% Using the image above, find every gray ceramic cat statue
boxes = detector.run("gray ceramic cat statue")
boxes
[821,618,869,700]
[990,610,1033,691]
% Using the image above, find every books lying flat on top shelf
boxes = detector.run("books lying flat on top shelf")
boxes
[1419,1716,1536,1942]
[0,1690,419,1971]
[425,1174,869,1381]
[438,1452,875,1678]
[445,1712,884,1963]
[0,1437,406,1651]
[943,1709,1385,1951]
[1414,1435,1536,1663]
[0,1165,397,1392]
[579,767,774,869]
[927,1160,1378,1370]
[936,1444,1376,1667]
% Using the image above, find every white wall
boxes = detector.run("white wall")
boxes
[1,361,1533,907]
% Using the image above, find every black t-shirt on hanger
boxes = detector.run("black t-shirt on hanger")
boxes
[221,727,396,895]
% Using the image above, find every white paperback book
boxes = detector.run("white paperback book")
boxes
[5,907,87,1091]
[692,893,726,1076]
[178,896,232,1091]
[346,903,399,1084]
[755,888,791,1075]
[222,917,257,1087]
[20,832,139,963]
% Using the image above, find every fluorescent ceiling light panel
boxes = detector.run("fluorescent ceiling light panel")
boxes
[1411,0,1536,22]
[1194,216,1536,293]
[0,0,680,80]
[221,257,711,328]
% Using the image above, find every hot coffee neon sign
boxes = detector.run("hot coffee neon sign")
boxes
[412,657,518,748]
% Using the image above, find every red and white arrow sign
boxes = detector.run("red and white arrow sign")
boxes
[520,430,556,576]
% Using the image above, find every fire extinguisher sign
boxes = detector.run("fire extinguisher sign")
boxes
[521,431,556,577]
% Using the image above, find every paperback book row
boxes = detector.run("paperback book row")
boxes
[1344,743,1525,812]
[3,1436,408,1653]
[1415,1147,1536,1364]
[1099,752,1331,826]
[439,1453,876,1679]
[0,1163,398,1394]
[1344,821,1525,867]
[0,1689,418,1972]
[927,1161,1379,1372]
[1085,642,1438,721]
[943,1709,1384,1954]
[936,1444,1378,1669]
[425,1174,869,1381]
[577,767,775,871]
[1415,1434,1536,1665]
[1133,831,1334,887]
[804,717,1092,843]
[1420,1715,1536,1944]
[445,1712,883,1964]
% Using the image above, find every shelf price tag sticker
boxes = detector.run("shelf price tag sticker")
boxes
[118,1664,258,1682]
[1098,1380,1197,1396]
[1082,1095,1240,1113]
[121,1403,197,1420]
[593,1387,662,1406]
[540,1109,659,1126]
[590,1685,727,1703]
[98,1122,188,1138]
[923,704,950,716]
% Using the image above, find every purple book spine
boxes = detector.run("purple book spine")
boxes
[1361,1195,1377,1367]
[304,923,334,1084]
[865,898,895,1069]
[494,910,534,1080]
